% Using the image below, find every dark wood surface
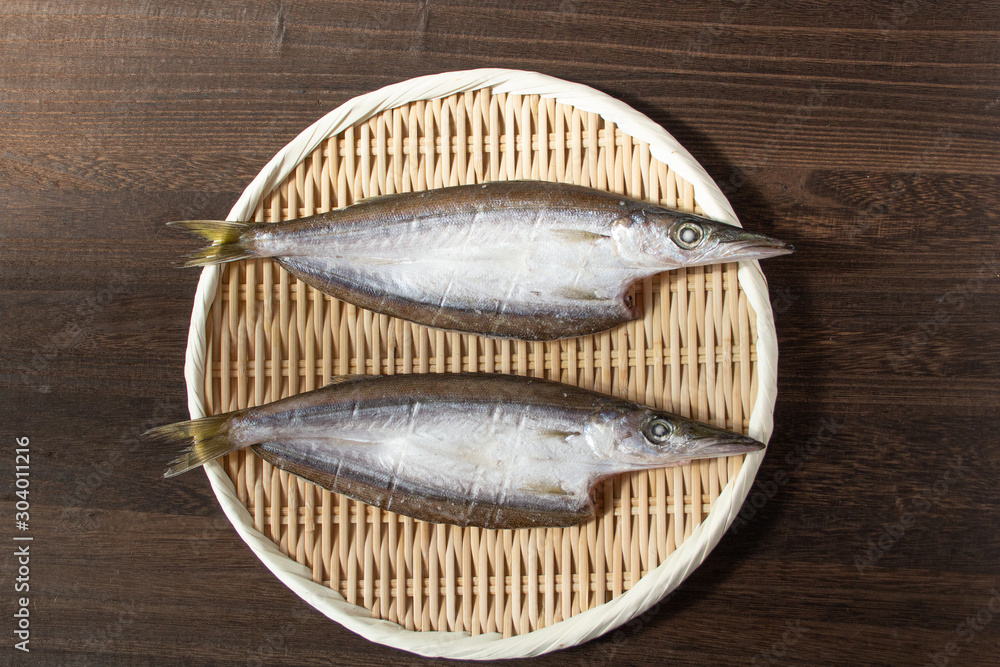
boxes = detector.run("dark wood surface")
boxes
[2,1,998,665]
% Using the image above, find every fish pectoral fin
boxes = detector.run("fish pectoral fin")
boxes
[550,286,605,302]
[538,428,583,441]
[519,481,574,497]
[549,228,611,244]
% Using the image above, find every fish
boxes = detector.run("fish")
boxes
[146,373,765,529]
[171,181,791,340]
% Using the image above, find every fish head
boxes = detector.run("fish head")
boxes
[613,209,792,270]
[610,408,766,467]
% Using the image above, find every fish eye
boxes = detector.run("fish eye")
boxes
[674,221,704,250]
[644,418,674,444]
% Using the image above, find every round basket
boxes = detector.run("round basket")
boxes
[182,69,778,659]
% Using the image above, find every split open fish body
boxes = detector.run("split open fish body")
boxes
[149,373,764,529]
[174,181,791,340]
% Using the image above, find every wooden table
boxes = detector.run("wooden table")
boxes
[2,2,997,664]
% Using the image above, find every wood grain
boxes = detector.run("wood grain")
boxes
[1,1,998,664]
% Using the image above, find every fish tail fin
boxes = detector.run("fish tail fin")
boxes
[144,413,246,478]
[167,220,262,267]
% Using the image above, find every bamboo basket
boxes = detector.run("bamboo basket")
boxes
[182,69,778,659]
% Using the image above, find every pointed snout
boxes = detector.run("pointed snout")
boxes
[686,422,767,457]
[714,225,794,261]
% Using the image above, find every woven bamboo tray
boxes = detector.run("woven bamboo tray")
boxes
[182,69,778,659]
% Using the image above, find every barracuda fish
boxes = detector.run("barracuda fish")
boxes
[172,181,791,340]
[147,373,764,529]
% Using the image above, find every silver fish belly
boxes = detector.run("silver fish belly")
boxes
[172,181,791,340]
[149,373,765,529]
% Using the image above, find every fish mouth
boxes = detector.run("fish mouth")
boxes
[686,423,767,457]
[734,239,794,260]
[691,434,767,456]
[717,228,794,261]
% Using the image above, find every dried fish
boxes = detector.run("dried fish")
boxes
[147,373,764,529]
[172,181,790,340]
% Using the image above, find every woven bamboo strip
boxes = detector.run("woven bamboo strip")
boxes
[202,88,757,637]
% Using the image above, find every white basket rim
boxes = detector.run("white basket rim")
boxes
[180,68,777,660]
